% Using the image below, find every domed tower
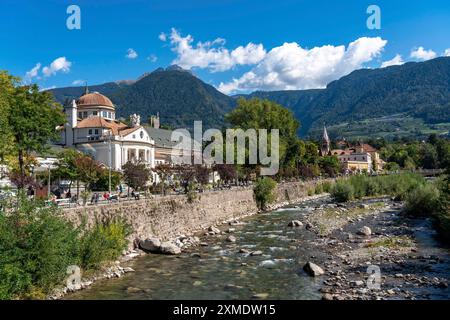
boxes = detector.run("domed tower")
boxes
[76,90,116,121]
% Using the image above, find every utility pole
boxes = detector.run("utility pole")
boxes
[48,166,51,198]
[108,136,112,195]
[104,130,112,195]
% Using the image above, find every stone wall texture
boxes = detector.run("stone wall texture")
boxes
[63,180,327,246]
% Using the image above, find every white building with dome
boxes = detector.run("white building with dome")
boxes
[59,90,155,171]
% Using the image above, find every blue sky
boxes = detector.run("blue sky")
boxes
[1,0,449,94]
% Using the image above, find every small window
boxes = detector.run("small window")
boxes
[83,111,88,118]
[95,129,99,135]
[88,129,92,135]
[132,134,136,139]
[93,111,98,116]
[140,131,144,139]
[78,112,82,118]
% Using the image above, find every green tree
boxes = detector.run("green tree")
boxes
[0,71,17,162]
[253,177,277,210]
[225,98,301,169]
[154,164,173,195]
[92,170,122,192]
[4,82,65,188]
[52,149,80,193]
[74,155,102,191]
[318,156,341,177]
[420,144,439,169]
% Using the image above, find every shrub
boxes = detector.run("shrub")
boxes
[330,173,425,203]
[79,220,130,270]
[404,183,440,217]
[0,195,80,299]
[348,175,368,199]
[185,182,197,203]
[0,194,130,299]
[321,181,333,193]
[331,181,354,203]
[253,177,277,210]
[314,183,323,195]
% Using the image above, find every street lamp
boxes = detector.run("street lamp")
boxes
[103,130,113,195]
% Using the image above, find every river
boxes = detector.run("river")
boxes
[67,195,450,300]
[67,197,330,300]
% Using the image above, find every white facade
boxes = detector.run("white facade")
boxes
[59,91,155,171]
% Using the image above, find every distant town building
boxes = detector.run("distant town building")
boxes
[321,126,385,174]
[336,152,372,173]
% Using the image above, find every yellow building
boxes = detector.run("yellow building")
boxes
[337,152,372,174]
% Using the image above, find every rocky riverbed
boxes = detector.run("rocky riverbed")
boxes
[65,195,450,300]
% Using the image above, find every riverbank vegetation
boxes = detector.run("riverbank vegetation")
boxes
[330,172,450,242]
[330,173,424,203]
[253,177,277,210]
[0,194,129,299]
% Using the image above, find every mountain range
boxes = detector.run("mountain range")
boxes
[49,57,450,139]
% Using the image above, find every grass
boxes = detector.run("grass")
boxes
[330,173,425,203]
[311,202,385,236]
[366,236,414,249]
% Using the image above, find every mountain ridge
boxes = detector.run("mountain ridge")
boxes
[49,57,450,139]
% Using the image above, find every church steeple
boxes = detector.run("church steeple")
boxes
[321,125,331,156]
[84,81,89,95]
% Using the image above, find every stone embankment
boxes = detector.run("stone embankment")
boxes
[63,180,329,249]
[51,180,328,299]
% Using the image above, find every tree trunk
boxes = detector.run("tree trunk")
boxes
[17,150,25,189]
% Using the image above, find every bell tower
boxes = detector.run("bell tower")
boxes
[321,126,331,156]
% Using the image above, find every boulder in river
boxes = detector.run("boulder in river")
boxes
[226,235,237,243]
[288,220,303,227]
[139,237,161,252]
[259,260,277,268]
[160,242,181,255]
[357,226,372,236]
[252,293,269,299]
[250,250,263,256]
[303,261,325,277]
[208,226,221,234]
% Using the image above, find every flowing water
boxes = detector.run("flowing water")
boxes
[68,198,330,300]
[67,196,450,300]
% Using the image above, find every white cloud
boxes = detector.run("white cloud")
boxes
[159,32,167,42]
[24,63,41,83]
[126,48,138,59]
[40,85,56,92]
[381,54,404,68]
[72,79,85,86]
[410,46,437,61]
[165,28,266,72]
[444,49,450,57]
[42,57,72,77]
[218,37,387,94]
[147,54,158,62]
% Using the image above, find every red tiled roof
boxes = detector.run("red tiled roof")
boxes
[77,117,129,135]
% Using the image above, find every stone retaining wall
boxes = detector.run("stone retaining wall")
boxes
[63,180,327,246]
